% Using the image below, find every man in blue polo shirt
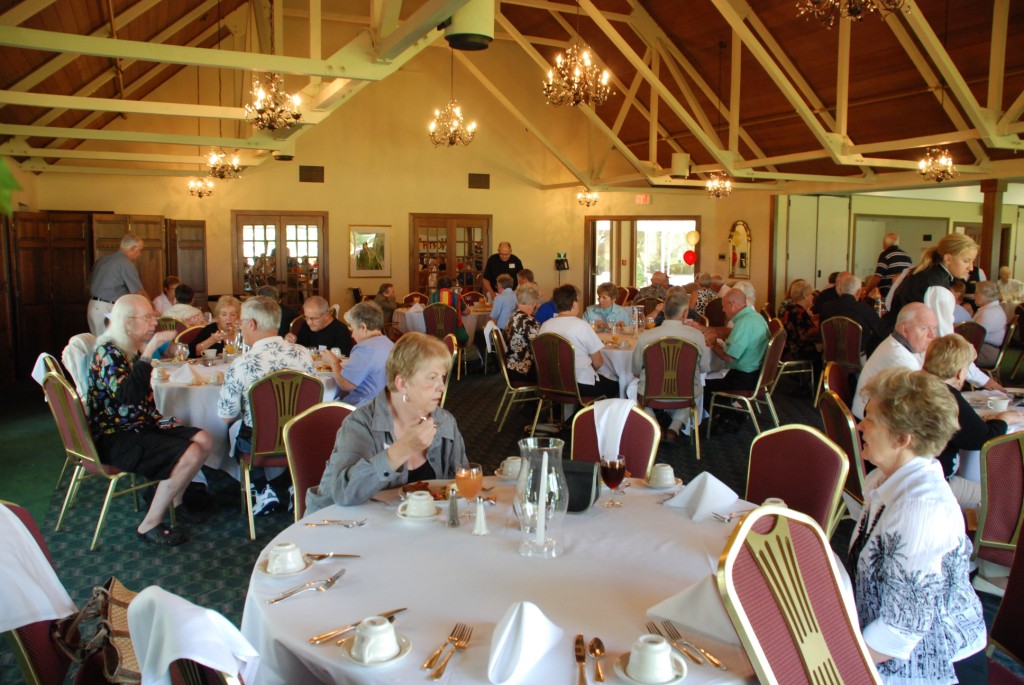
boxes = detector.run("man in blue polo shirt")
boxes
[88,234,146,335]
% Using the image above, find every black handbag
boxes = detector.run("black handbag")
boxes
[563,460,601,512]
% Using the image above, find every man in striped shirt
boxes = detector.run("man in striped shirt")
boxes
[862,233,913,299]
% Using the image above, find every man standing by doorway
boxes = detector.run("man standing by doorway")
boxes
[482,242,523,299]
[860,233,912,300]
[87,234,146,335]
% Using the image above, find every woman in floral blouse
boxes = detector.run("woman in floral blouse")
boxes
[503,284,542,383]
[88,294,211,546]
[780,279,820,367]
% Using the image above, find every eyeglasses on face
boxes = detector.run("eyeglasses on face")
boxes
[129,314,158,321]
[305,312,328,322]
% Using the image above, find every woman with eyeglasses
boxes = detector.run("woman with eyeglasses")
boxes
[87,294,211,546]
[191,295,241,357]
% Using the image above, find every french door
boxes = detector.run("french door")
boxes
[233,211,328,306]
[409,214,491,295]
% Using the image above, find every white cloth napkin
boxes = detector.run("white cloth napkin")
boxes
[663,472,739,522]
[593,398,634,459]
[488,601,563,684]
[0,504,76,633]
[128,586,259,685]
[647,573,740,646]
[62,332,95,399]
[168,364,202,385]
[31,353,51,386]
[407,303,424,313]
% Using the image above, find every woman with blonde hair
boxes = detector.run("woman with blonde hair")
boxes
[191,295,241,357]
[779,279,818,370]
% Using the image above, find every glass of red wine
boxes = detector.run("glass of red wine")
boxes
[599,455,626,508]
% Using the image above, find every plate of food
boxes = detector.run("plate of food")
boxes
[401,480,454,501]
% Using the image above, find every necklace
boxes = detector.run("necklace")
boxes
[846,504,886,580]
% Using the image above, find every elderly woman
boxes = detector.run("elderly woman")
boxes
[87,295,211,546]
[922,334,1023,510]
[779,279,819,368]
[152,275,180,315]
[306,333,468,508]
[320,302,395,407]
[850,367,986,683]
[582,282,630,331]
[688,272,717,318]
[191,295,241,357]
[504,283,542,383]
[971,280,1007,367]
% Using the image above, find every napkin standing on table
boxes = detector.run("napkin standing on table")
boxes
[488,601,563,684]
[592,398,634,460]
[663,472,738,522]
[168,364,202,385]
[407,303,424,313]
[647,573,740,646]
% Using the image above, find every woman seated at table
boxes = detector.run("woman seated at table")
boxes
[539,284,621,398]
[88,295,212,546]
[971,280,1007,367]
[779,279,820,379]
[688,272,717,318]
[504,283,542,383]
[921,334,1023,510]
[306,333,467,508]
[320,301,395,407]
[152,275,179,315]
[191,295,241,357]
[582,282,630,331]
[850,367,985,683]
[429,277,470,345]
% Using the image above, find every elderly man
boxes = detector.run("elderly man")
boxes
[812,271,845,315]
[637,271,669,300]
[373,283,398,324]
[997,266,1024,303]
[88,234,147,335]
[972,281,1007,367]
[285,295,353,355]
[852,303,937,420]
[482,242,524,299]
[820,273,884,355]
[321,302,394,407]
[218,296,316,515]
[255,284,297,337]
[632,291,711,443]
[862,233,913,299]
[490,274,517,330]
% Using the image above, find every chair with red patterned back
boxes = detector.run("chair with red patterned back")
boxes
[637,337,702,460]
[569,402,660,480]
[815,316,863,406]
[974,432,1024,569]
[954,321,986,356]
[529,333,605,436]
[818,390,868,526]
[422,303,465,380]
[821,361,855,410]
[987,535,1024,682]
[284,402,355,521]
[707,328,786,436]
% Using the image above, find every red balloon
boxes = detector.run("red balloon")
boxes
[732,251,738,264]
[683,250,697,266]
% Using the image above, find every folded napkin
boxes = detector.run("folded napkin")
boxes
[663,472,739,522]
[31,353,51,387]
[593,398,634,460]
[647,573,740,646]
[128,586,259,685]
[488,601,563,684]
[407,303,424,313]
[0,504,76,633]
[168,364,202,385]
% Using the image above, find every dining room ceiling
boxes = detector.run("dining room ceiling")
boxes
[0,0,1022,194]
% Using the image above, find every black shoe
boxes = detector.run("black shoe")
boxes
[173,505,207,525]
[182,482,210,511]
[137,524,188,546]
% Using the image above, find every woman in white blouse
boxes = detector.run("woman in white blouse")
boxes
[851,367,986,684]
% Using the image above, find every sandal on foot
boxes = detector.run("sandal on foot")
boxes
[137,524,188,546]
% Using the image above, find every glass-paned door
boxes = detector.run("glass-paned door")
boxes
[636,219,698,287]
[235,211,328,306]
[410,214,491,296]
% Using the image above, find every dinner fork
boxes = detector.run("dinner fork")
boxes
[661,621,726,670]
[304,519,367,528]
[266,569,346,604]
[645,621,701,665]
[429,625,472,680]
[422,622,467,670]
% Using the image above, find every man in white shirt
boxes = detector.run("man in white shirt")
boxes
[852,303,937,419]
[997,265,1024,303]
[539,284,620,399]
[972,280,1007,367]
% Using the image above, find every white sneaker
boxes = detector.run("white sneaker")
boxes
[287,485,295,513]
[251,484,279,516]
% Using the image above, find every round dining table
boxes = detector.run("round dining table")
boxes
[394,308,485,342]
[241,477,755,685]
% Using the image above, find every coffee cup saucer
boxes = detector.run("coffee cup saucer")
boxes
[640,477,683,490]
[340,634,411,667]
[494,467,518,480]
[396,507,441,522]
[256,557,314,577]
[614,652,687,685]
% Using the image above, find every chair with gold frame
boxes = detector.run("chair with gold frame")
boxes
[636,337,702,460]
[528,333,605,436]
[440,334,458,408]
[706,328,786,437]
[570,402,660,481]
[490,327,538,432]
[284,401,356,521]
[974,432,1024,569]
[818,390,868,525]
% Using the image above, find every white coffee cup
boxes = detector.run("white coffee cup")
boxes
[988,396,1011,411]
[501,457,522,477]
[266,541,305,575]
[649,464,676,487]
[350,615,400,663]
[398,490,436,518]
[202,348,217,359]
[627,634,679,684]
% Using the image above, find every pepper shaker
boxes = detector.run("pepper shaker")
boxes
[446,484,461,528]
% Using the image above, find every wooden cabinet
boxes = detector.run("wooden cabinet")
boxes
[167,219,208,310]
[92,214,166,299]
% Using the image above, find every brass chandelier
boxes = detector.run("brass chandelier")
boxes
[542,2,610,107]
[917,148,959,183]
[705,173,732,199]
[577,188,599,207]
[187,177,215,199]
[245,73,303,132]
[428,50,477,148]
[207,149,241,179]
[797,0,909,28]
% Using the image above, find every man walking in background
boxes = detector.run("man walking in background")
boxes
[88,234,146,335]
[861,233,913,300]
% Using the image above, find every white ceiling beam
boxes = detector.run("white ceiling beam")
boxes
[987,0,1009,111]
[499,0,631,23]
[846,128,980,155]
[14,159,208,176]
[309,0,322,87]
[648,49,659,166]
[999,89,1024,131]
[594,46,650,178]
[727,32,740,153]
[0,123,288,150]
[733,149,830,169]
[0,141,265,166]
[0,90,253,120]
[1,0,59,26]
[370,0,403,44]
[250,0,271,55]
[374,0,469,62]
[835,19,850,137]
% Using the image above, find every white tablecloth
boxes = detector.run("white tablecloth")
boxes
[241,478,755,685]
[395,309,484,341]
[957,390,1024,482]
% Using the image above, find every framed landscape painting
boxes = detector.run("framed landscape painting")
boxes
[349,225,390,277]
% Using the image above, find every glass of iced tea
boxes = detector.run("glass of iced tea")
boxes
[600,455,626,508]
[455,462,483,516]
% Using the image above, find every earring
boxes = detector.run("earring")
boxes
[402,393,408,403]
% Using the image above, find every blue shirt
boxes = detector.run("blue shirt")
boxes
[724,306,769,374]
[491,288,517,330]
[535,300,557,324]
[340,335,395,407]
[583,303,630,328]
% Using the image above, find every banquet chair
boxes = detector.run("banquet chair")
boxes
[481,320,500,374]
[818,390,868,524]
[636,337,702,460]
[284,402,355,521]
[45,373,162,551]
[461,290,484,306]
[767,317,782,336]
[529,333,605,436]
[240,370,324,539]
[745,425,848,534]
[403,292,427,305]
[491,327,538,431]
[158,317,187,333]
[980,315,1018,381]
[634,297,662,317]
[570,402,660,480]
[33,354,78,489]
[423,303,466,380]
[61,332,96,401]
[815,316,863,407]
[615,286,629,305]
[769,317,816,399]
[626,286,639,304]
[954,321,987,356]
[973,432,1024,569]
[717,506,881,685]
[706,328,786,437]
[440,334,458,408]
[176,326,204,351]
[288,315,304,338]
[987,540,1024,682]
[0,500,108,685]
[329,303,340,319]
[760,306,773,323]
[821,361,855,409]
[704,297,726,327]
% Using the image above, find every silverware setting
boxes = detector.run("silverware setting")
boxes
[305,553,361,561]
[588,636,606,682]
[304,519,367,528]
[422,623,467,671]
[574,634,587,685]
[645,621,701,665]
[266,569,346,604]
[710,509,754,524]
[428,624,471,680]
[308,607,407,645]
[661,620,726,670]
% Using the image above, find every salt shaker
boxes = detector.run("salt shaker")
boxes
[472,498,489,536]
[446,485,461,528]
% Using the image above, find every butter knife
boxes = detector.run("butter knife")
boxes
[308,607,407,645]
[305,553,361,560]
[574,634,587,685]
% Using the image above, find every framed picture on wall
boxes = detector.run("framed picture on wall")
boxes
[349,225,391,277]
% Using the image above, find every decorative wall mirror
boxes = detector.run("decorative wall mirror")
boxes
[729,220,751,279]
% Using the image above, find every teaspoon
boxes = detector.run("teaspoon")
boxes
[588,637,605,682]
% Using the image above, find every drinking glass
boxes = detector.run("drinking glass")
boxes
[172,342,189,362]
[599,455,626,508]
[455,463,483,517]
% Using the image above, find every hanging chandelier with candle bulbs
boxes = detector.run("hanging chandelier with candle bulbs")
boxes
[577,188,599,207]
[245,73,302,132]
[207,148,241,180]
[187,177,215,198]
[917,147,959,183]
[428,49,477,148]
[797,0,908,28]
[543,43,611,107]
[706,172,732,199]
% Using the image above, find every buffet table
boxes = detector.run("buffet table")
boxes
[241,477,755,685]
